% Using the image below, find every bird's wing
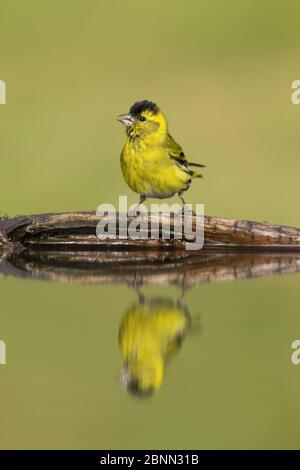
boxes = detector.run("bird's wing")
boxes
[167,134,205,169]
[167,134,189,171]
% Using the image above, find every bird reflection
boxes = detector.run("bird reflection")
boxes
[119,290,198,397]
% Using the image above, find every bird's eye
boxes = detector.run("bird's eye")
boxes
[140,116,146,122]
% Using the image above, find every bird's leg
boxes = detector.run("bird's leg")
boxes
[178,282,187,304]
[130,281,145,304]
[178,191,186,208]
[179,191,193,214]
[177,286,201,334]
[132,195,147,214]
[178,191,195,216]
[138,194,147,207]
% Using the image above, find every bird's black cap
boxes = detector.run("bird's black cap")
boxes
[129,100,159,116]
[127,379,155,399]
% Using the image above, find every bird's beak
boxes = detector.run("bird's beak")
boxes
[120,367,130,387]
[117,113,135,127]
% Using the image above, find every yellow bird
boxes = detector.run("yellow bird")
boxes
[119,297,189,397]
[117,100,205,206]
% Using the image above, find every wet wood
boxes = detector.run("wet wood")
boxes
[0,210,300,250]
[1,249,299,286]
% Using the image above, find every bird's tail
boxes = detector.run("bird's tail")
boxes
[190,170,203,178]
[188,161,205,178]
[188,162,206,168]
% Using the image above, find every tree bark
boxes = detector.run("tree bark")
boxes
[0,211,300,250]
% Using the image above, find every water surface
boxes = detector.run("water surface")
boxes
[0,252,300,449]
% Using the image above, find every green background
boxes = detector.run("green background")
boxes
[1,0,300,225]
[1,0,300,450]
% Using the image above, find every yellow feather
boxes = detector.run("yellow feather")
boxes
[118,101,203,202]
[119,298,188,394]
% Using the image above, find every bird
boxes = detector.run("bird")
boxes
[117,100,205,207]
[119,296,190,397]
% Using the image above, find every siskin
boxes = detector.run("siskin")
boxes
[119,297,189,397]
[117,100,205,206]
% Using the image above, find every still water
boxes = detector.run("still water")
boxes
[0,251,300,449]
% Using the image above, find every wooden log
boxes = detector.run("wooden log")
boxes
[0,211,300,250]
[1,249,299,286]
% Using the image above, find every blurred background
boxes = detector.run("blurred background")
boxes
[1,0,300,451]
[0,0,299,225]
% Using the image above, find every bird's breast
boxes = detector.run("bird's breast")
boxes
[120,141,190,198]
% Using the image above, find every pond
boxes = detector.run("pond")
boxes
[0,250,300,449]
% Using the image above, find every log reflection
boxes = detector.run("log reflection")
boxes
[0,248,299,287]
